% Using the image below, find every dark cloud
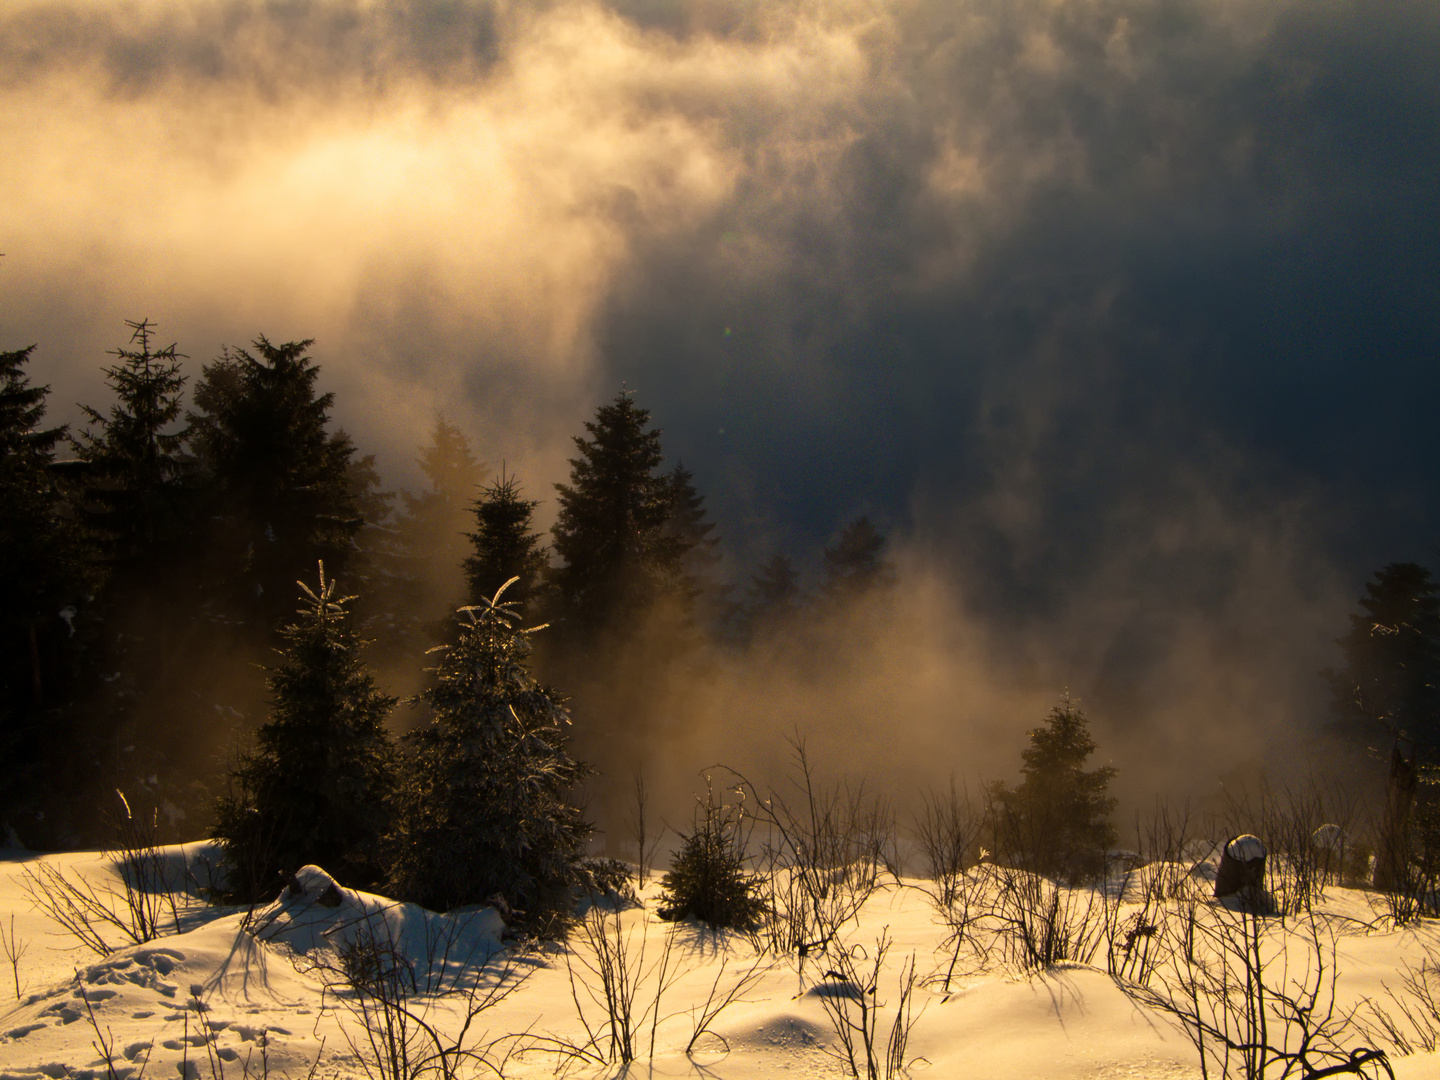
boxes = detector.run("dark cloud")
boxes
[594,0,1440,584]
[0,0,502,96]
[3,0,1437,792]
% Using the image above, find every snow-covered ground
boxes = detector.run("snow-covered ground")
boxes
[1,844,1437,1079]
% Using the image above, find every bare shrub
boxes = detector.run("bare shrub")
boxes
[813,930,925,1080]
[739,734,895,961]
[1,912,26,999]
[894,784,990,992]
[911,779,984,910]
[682,949,771,1055]
[1103,800,1203,988]
[1357,944,1440,1058]
[315,909,529,1080]
[627,769,664,891]
[928,864,997,993]
[990,865,1106,972]
[980,783,1109,972]
[531,900,770,1069]
[23,790,191,956]
[548,904,680,1067]
[79,983,144,1080]
[1132,904,1392,1079]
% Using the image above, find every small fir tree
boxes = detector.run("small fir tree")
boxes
[464,470,548,615]
[214,564,397,900]
[387,580,592,924]
[991,695,1117,883]
[657,778,766,931]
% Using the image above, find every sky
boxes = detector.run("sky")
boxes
[2,0,1437,787]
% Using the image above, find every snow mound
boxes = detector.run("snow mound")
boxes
[116,842,228,899]
[249,865,506,988]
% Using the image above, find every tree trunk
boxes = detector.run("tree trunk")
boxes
[1374,743,1418,892]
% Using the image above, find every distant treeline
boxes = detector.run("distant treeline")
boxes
[2,322,1437,854]
[0,323,897,846]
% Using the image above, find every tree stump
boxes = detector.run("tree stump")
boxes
[1215,834,1267,908]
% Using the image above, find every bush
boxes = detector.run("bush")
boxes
[657,778,766,931]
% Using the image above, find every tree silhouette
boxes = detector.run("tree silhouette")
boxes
[1326,562,1440,750]
[0,346,95,824]
[464,470,548,615]
[189,337,360,622]
[664,461,720,596]
[73,320,193,571]
[396,415,487,588]
[550,388,690,640]
[742,553,804,640]
[69,322,201,811]
[820,515,895,604]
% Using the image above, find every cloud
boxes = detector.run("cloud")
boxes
[2,0,1437,795]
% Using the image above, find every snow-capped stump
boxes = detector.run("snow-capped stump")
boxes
[1214,834,1266,903]
[283,865,344,905]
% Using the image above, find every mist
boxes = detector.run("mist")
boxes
[4,0,1437,829]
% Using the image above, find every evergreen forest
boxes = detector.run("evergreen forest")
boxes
[2,321,1438,932]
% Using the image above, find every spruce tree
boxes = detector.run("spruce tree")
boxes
[463,471,548,615]
[188,337,361,623]
[0,346,95,825]
[550,388,689,640]
[214,564,396,900]
[1325,562,1440,750]
[657,779,765,931]
[387,581,591,922]
[991,695,1117,883]
[70,322,199,809]
[343,450,398,598]
[664,463,719,580]
[820,515,895,604]
[396,415,487,588]
[744,553,803,637]
[662,461,723,620]
[73,320,194,571]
